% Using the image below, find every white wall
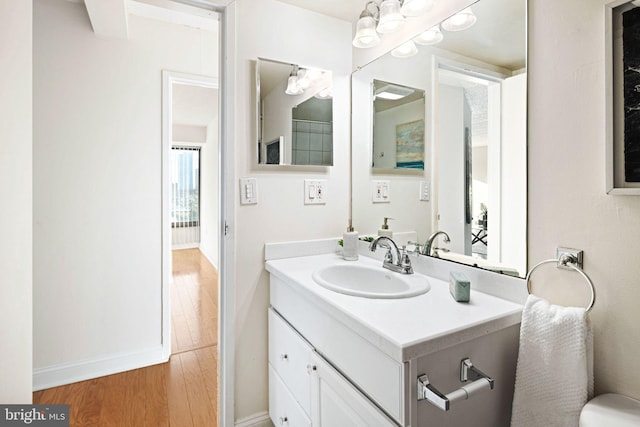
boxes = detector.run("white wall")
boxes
[33,0,217,386]
[233,0,352,420]
[529,0,640,399]
[200,117,220,267]
[0,0,33,403]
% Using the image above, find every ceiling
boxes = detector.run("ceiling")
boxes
[275,0,363,22]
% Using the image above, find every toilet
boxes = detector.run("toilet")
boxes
[580,393,640,426]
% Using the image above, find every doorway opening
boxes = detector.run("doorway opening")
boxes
[163,74,219,341]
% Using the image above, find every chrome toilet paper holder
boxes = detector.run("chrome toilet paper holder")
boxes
[417,358,494,411]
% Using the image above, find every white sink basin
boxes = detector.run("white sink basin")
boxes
[312,263,431,299]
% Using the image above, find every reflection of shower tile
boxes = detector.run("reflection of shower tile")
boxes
[310,122,323,133]
[323,151,332,165]
[292,132,298,149]
[297,121,310,132]
[322,134,333,152]
[297,132,310,150]
[309,151,323,165]
[295,150,310,165]
[322,123,332,134]
[310,133,323,151]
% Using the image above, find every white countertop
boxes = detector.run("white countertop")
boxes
[266,252,523,362]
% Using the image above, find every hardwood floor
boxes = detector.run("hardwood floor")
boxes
[33,249,219,427]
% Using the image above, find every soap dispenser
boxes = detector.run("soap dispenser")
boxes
[343,225,359,261]
[378,217,394,238]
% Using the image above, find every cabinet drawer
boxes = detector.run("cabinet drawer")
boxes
[271,277,404,423]
[270,364,312,427]
[269,308,313,415]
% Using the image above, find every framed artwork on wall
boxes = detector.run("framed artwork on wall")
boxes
[606,0,640,194]
[395,119,425,170]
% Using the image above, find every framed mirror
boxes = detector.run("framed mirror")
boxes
[256,58,334,166]
[351,0,527,277]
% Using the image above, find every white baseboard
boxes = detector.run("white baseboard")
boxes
[33,345,168,391]
[200,246,219,271]
[235,412,273,427]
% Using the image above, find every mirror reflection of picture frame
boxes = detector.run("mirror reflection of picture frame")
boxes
[395,119,425,170]
[606,0,640,194]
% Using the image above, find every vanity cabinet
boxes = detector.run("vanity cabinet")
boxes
[266,253,524,427]
[269,308,396,427]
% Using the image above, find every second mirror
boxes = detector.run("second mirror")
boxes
[256,58,334,166]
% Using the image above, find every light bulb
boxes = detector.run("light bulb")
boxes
[285,75,302,95]
[441,8,477,32]
[377,0,404,34]
[400,0,434,17]
[414,25,443,45]
[391,40,418,58]
[353,15,380,48]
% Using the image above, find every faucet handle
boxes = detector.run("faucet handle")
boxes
[400,246,414,273]
[407,241,423,254]
[400,246,410,264]
[383,247,394,263]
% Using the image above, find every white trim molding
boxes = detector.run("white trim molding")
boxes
[33,346,167,392]
[235,412,273,427]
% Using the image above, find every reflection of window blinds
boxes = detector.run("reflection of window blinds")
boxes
[171,146,200,247]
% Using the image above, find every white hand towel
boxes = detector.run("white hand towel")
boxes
[511,295,593,427]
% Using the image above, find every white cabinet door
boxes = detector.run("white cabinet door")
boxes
[310,352,398,427]
[270,365,312,427]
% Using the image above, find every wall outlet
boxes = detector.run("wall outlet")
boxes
[304,179,327,205]
[372,180,390,203]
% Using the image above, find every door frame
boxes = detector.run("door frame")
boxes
[166,3,235,425]
[161,3,235,425]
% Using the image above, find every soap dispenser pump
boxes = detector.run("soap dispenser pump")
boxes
[378,217,394,238]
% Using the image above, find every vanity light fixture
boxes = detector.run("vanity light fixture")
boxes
[391,40,418,58]
[353,2,381,48]
[400,0,434,17]
[315,87,333,99]
[414,24,443,45]
[375,83,415,100]
[377,0,405,34]
[285,66,303,95]
[441,7,477,32]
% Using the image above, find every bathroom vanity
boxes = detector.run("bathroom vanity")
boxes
[266,243,526,427]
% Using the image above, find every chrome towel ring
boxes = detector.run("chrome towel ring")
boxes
[525,254,596,314]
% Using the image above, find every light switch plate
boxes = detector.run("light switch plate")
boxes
[372,180,390,203]
[419,181,430,201]
[240,178,258,205]
[304,179,327,205]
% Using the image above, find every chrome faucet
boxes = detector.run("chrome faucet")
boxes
[369,236,413,274]
[424,231,451,257]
